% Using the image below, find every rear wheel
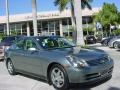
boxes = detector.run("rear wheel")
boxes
[6,59,16,75]
[113,42,118,49]
[49,64,69,90]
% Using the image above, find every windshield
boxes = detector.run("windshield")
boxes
[36,37,75,49]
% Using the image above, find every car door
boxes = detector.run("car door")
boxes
[10,39,27,70]
[19,38,43,75]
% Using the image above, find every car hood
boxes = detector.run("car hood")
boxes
[49,47,107,61]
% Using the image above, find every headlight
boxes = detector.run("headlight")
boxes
[66,55,89,68]
[107,55,112,61]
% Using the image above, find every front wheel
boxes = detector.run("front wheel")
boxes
[49,64,69,90]
[6,59,16,75]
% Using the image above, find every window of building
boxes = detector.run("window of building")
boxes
[62,19,67,25]
[0,25,4,33]
[42,21,48,31]
[37,21,42,34]
[49,21,54,32]
[55,21,59,30]
[16,23,22,35]
[22,23,27,35]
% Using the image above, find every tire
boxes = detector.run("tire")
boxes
[6,59,16,75]
[102,40,107,46]
[49,64,69,90]
[113,42,118,49]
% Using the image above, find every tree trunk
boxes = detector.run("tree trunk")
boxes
[6,0,10,36]
[32,0,38,36]
[70,1,76,43]
[74,0,85,45]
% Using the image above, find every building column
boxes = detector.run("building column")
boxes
[54,21,56,36]
[4,25,6,34]
[59,20,63,37]
[27,22,30,36]
[20,24,22,35]
[67,19,70,37]
[48,21,50,35]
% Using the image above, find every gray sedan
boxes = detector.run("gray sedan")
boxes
[5,36,114,90]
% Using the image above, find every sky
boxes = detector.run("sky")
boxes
[0,0,120,16]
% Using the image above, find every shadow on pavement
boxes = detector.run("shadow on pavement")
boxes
[69,76,111,90]
[70,88,91,90]
[108,87,120,90]
[116,49,120,52]
[0,59,4,62]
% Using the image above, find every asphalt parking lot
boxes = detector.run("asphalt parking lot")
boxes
[0,44,120,90]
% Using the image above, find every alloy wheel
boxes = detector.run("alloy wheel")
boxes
[7,60,16,75]
[51,67,65,88]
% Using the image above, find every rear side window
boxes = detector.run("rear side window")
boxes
[25,39,38,50]
[16,40,25,50]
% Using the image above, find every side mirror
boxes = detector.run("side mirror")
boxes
[28,47,36,51]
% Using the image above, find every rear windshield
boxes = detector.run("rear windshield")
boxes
[1,37,16,42]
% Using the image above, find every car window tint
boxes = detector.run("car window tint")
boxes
[16,40,25,50]
[25,39,38,50]
[37,37,75,49]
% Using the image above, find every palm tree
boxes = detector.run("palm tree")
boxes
[74,0,84,45]
[32,0,38,36]
[54,0,93,45]
[6,0,10,35]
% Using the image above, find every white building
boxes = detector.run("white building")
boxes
[0,8,100,36]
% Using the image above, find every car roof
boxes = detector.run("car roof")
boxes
[23,36,61,39]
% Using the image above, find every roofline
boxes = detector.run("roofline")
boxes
[0,7,101,24]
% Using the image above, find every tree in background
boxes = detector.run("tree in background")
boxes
[94,3,119,36]
[54,0,92,27]
[54,0,93,45]
[118,12,120,24]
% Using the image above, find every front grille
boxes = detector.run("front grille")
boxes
[85,66,113,80]
[87,56,109,66]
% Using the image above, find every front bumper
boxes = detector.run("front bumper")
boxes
[66,59,114,84]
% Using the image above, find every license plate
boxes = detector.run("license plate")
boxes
[101,70,108,75]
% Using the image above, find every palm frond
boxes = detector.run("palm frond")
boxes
[82,0,92,10]
[54,0,68,11]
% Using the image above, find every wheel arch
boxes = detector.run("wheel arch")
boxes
[113,41,118,47]
[47,62,65,85]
